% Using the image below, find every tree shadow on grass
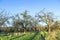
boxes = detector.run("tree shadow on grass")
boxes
[28,31,39,40]
[10,34,26,40]
[40,32,46,40]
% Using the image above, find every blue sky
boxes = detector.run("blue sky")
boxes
[0,0,60,20]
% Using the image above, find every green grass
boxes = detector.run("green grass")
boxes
[32,32,41,40]
[0,33,26,40]
[0,32,35,40]
[0,32,60,40]
[56,32,60,40]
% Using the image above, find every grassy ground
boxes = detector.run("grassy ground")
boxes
[0,31,60,40]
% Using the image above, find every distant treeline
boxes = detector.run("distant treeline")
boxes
[0,9,60,33]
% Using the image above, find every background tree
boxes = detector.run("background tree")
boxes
[0,9,12,33]
[51,21,60,31]
[12,11,33,32]
[36,10,55,33]
[20,11,34,32]
[12,14,21,32]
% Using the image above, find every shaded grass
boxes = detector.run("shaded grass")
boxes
[10,34,25,40]
[14,32,35,40]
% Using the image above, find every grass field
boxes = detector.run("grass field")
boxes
[0,32,60,40]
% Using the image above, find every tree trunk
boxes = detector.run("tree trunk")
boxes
[48,25,51,34]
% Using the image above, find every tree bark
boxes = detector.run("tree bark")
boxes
[48,25,51,34]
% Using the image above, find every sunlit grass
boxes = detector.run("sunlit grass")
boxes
[0,32,60,40]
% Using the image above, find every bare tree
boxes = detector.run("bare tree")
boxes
[0,9,10,27]
[36,10,55,33]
